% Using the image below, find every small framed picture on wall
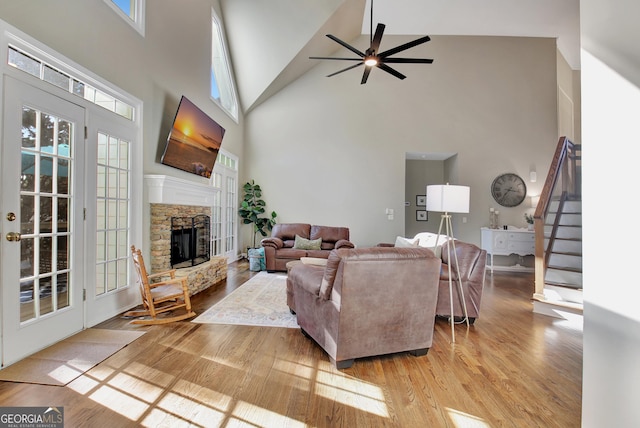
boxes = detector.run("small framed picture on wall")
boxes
[416,210,428,221]
[416,195,426,206]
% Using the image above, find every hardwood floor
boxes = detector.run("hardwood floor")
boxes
[0,261,582,427]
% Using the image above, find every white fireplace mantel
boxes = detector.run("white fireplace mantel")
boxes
[145,174,218,207]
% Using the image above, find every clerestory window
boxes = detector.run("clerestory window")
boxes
[105,0,145,36]
[211,9,238,121]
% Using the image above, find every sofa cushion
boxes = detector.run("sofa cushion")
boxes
[294,235,322,250]
[272,223,311,241]
[310,225,350,244]
[275,248,309,259]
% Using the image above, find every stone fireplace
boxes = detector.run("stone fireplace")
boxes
[146,175,227,295]
[150,204,211,272]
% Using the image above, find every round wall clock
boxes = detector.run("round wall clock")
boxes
[491,173,527,207]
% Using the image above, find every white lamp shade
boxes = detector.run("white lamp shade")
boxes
[426,184,470,213]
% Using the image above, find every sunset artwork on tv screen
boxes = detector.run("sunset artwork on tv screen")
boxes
[161,96,225,178]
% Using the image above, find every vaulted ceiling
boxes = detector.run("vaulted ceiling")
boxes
[220,0,580,114]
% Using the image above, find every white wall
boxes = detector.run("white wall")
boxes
[581,0,640,426]
[1,1,244,160]
[0,0,245,252]
[243,35,559,247]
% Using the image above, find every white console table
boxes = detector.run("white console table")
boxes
[480,227,535,272]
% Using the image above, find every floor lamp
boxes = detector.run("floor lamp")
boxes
[426,184,470,343]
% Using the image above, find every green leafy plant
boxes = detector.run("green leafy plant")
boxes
[238,180,277,248]
[524,213,534,224]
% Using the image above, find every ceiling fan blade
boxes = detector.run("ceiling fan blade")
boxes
[326,62,363,77]
[361,67,372,84]
[377,63,406,80]
[326,34,366,57]
[309,57,364,61]
[370,23,385,53]
[383,58,434,64]
[378,35,431,59]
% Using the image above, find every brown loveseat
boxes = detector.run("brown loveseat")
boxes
[288,247,442,369]
[261,223,354,272]
[380,234,487,323]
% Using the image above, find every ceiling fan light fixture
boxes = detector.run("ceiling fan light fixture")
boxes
[364,57,378,67]
[308,0,433,84]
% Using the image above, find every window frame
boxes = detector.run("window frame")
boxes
[211,8,239,122]
[104,0,146,37]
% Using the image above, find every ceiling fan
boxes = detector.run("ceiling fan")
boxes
[309,0,433,84]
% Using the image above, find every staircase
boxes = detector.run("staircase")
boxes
[533,198,583,317]
[532,137,583,319]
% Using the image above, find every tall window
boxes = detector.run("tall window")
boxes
[105,0,145,36]
[95,132,131,295]
[211,9,238,120]
[211,152,238,260]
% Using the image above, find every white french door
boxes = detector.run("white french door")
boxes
[1,77,85,366]
[211,152,238,261]
[83,111,139,327]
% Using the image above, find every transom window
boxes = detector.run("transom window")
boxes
[8,46,135,121]
[211,9,238,121]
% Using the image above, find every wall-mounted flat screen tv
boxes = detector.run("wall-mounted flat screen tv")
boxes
[161,96,225,178]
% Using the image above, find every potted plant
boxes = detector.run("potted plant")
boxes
[238,180,278,249]
[524,213,534,230]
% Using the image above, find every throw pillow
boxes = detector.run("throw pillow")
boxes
[394,236,419,248]
[294,234,322,250]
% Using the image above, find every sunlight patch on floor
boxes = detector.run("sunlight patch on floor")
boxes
[314,366,389,418]
[230,400,306,428]
[552,311,583,332]
[108,371,166,403]
[90,384,149,421]
[447,408,490,427]
[67,374,100,394]
[146,391,228,427]
[48,363,84,384]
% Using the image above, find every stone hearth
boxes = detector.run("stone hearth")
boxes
[146,175,227,295]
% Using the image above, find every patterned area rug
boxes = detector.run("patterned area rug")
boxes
[192,271,298,328]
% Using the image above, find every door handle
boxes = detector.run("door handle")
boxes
[6,232,21,242]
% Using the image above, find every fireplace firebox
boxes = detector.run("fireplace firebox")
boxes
[170,214,210,268]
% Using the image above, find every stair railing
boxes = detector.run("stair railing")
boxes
[533,136,580,299]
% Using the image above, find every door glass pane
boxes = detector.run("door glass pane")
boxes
[57,273,69,309]
[95,132,131,296]
[20,106,74,322]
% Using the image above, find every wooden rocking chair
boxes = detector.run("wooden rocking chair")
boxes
[124,245,196,325]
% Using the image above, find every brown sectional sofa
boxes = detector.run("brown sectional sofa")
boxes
[261,223,354,272]
[287,246,442,369]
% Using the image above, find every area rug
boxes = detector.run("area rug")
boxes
[0,328,145,386]
[192,271,298,328]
